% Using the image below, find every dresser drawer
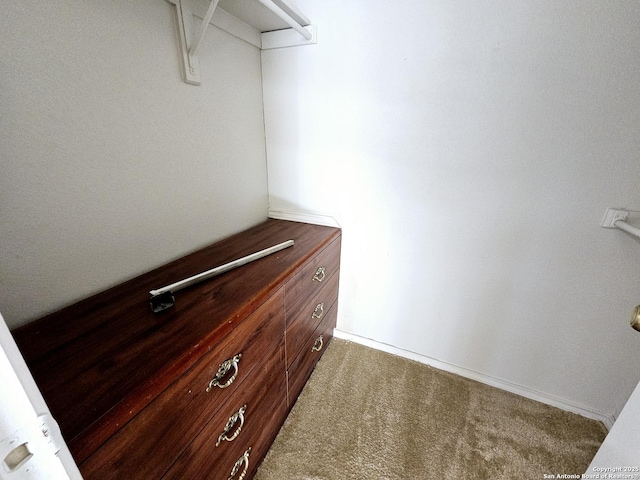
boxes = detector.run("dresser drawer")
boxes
[80,289,284,479]
[285,270,339,368]
[164,345,287,480]
[285,237,341,325]
[286,302,337,407]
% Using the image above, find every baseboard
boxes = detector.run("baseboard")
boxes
[333,329,616,430]
[268,209,341,228]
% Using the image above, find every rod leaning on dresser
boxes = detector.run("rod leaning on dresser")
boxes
[12,219,341,479]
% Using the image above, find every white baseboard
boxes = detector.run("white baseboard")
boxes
[268,209,341,228]
[333,329,616,430]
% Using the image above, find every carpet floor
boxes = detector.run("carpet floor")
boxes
[255,339,607,480]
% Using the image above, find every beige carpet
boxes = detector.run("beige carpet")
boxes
[255,339,607,480]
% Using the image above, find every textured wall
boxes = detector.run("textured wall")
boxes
[0,0,269,328]
[262,0,640,419]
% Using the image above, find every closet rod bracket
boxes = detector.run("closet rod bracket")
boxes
[601,208,640,240]
[601,208,630,228]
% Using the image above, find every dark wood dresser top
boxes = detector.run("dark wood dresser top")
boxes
[12,219,341,462]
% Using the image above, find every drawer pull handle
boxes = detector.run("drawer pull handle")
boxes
[312,302,324,319]
[312,335,324,352]
[313,266,326,283]
[228,447,251,480]
[216,404,247,447]
[206,353,242,392]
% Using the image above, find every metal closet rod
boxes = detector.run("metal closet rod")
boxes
[149,239,295,298]
[614,218,640,239]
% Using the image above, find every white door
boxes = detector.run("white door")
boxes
[0,313,82,480]
[586,380,640,476]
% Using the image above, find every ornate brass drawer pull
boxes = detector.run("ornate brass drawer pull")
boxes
[206,353,242,392]
[216,404,247,447]
[228,447,251,480]
[311,335,324,352]
[312,302,324,319]
[312,266,326,283]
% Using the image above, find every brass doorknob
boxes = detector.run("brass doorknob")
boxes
[631,305,640,332]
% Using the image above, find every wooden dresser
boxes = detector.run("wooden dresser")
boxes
[12,219,341,479]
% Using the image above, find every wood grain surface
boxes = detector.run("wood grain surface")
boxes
[12,219,340,465]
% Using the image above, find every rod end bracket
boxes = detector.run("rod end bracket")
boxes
[150,291,175,313]
[601,208,629,228]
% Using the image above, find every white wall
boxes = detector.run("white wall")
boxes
[262,0,640,419]
[1,0,268,328]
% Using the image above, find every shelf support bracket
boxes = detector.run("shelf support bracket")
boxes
[189,0,221,58]
[169,0,314,85]
[170,0,221,85]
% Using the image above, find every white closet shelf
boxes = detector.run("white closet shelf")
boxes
[219,0,309,34]
[169,0,316,85]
